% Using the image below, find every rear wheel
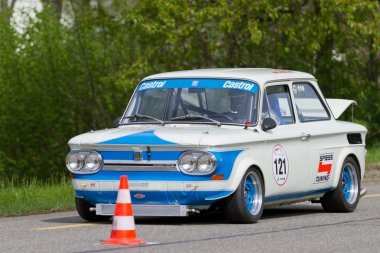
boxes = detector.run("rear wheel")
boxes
[321,157,360,212]
[223,168,264,223]
[75,197,112,222]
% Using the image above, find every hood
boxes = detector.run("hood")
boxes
[326,99,357,119]
[68,125,260,149]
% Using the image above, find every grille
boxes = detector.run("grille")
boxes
[103,162,178,171]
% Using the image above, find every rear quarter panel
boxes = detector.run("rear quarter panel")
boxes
[307,121,366,192]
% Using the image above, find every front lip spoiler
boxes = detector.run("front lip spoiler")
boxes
[205,190,234,201]
[360,188,367,197]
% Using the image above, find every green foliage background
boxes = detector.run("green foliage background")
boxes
[0,0,379,180]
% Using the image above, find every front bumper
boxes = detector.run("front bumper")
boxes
[73,178,233,206]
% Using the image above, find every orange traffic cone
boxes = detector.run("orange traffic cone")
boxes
[102,175,145,245]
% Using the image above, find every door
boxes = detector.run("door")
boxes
[262,82,311,197]
[291,81,338,191]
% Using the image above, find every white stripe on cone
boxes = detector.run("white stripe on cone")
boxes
[116,189,132,203]
[112,216,136,231]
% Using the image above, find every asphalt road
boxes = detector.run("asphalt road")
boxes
[1,181,380,253]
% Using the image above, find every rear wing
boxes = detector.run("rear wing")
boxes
[326,99,357,119]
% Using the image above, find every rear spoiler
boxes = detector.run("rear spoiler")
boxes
[326,99,357,119]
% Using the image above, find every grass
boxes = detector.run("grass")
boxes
[0,178,75,217]
[367,143,380,165]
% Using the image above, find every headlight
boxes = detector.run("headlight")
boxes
[178,153,197,173]
[66,150,103,174]
[85,152,103,172]
[66,152,85,172]
[198,153,217,173]
[178,151,217,175]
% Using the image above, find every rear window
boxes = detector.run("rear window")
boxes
[292,83,330,122]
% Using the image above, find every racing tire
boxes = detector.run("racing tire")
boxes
[223,168,265,223]
[321,157,360,212]
[75,197,112,222]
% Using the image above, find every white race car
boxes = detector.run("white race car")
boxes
[66,68,367,223]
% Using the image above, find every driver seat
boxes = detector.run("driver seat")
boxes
[268,95,284,125]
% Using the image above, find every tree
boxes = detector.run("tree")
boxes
[0,0,379,181]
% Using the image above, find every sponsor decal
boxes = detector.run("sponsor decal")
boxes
[129,182,150,189]
[292,84,305,94]
[136,79,258,93]
[272,144,289,186]
[314,153,333,183]
[79,182,97,189]
[222,80,254,91]
[134,193,145,199]
[139,80,166,91]
[185,183,199,189]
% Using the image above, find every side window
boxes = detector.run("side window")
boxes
[292,83,330,122]
[262,85,295,125]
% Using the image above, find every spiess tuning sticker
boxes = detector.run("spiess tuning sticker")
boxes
[272,144,289,186]
[314,153,333,183]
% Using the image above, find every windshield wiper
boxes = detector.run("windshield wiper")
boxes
[170,114,221,126]
[122,114,165,125]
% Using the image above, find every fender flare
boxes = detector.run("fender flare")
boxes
[204,156,264,201]
[224,155,265,196]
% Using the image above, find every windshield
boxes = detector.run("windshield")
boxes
[121,78,259,126]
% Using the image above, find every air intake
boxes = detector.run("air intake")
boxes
[347,133,362,144]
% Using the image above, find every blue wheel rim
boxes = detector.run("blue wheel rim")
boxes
[244,171,263,215]
[341,163,358,205]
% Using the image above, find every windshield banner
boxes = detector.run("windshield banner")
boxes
[137,79,259,94]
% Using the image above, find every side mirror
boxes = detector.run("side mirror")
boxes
[113,116,121,128]
[261,118,277,131]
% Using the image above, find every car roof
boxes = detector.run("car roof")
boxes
[143,68,316,86]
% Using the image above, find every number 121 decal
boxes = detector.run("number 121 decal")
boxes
[272,144,289,186]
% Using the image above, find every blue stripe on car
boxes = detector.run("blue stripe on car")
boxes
[75,190,233,206]
[74,150,243,181]
[264,188,333,203]
[75,188,332,206]
[98,130,177,145]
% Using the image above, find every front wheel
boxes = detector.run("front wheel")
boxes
[223,168,265,223]
[75,197,112,222]
[321,157,360,212]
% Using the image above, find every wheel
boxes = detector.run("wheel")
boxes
[75,197,112,222]
[321,157,360,212]
[223,168,264,223]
